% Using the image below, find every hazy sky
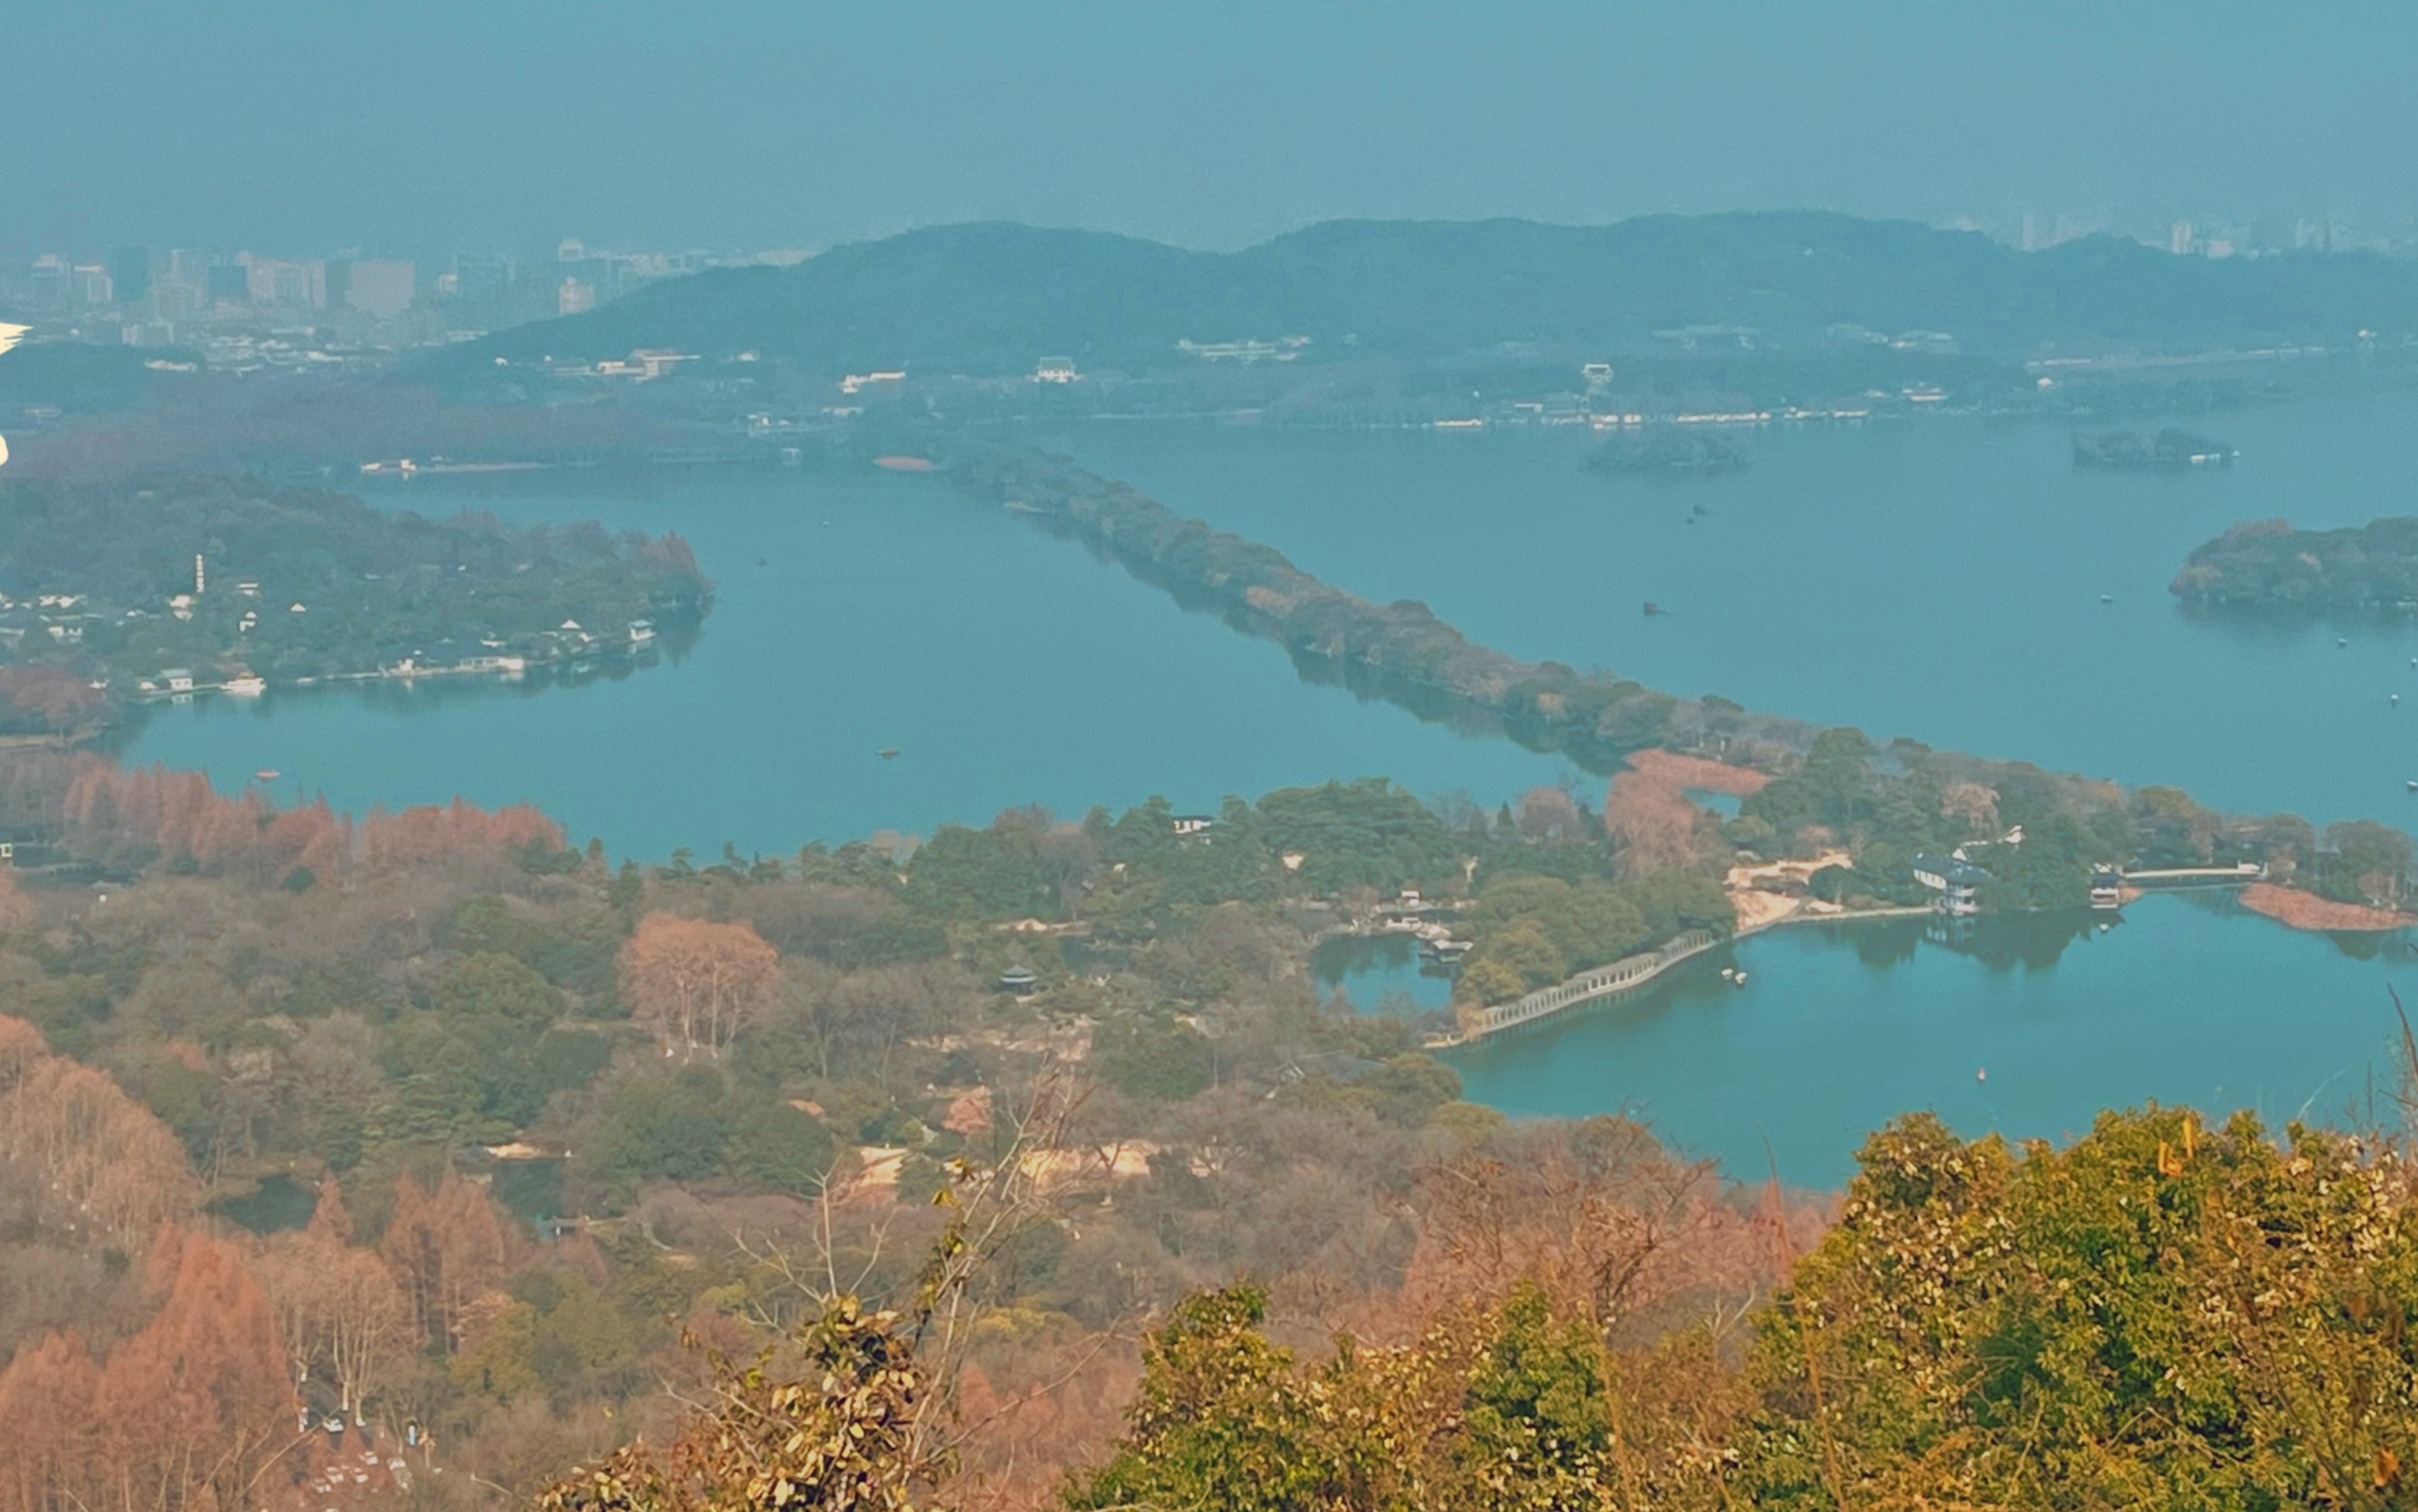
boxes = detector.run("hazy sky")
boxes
[9,0,2415,255]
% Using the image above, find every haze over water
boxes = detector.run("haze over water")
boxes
[1453,896,2417,1187]
[118,466,1564,859]
[1068,387,2418,833]
[120,400,2418,1183]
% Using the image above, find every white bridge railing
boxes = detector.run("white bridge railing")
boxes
[1474,928,1720,1037]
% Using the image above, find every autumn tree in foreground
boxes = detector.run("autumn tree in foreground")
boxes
[540,1292,937,1512]
[1057,1108,2418,1511]
[105,1228,301,1510]
[0,1329,101,1512]
[538,1083,1082,1511]
[621,912,782,1060]
[0,1228,301,1512]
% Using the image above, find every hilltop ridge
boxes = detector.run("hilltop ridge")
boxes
[445,211,2418,379]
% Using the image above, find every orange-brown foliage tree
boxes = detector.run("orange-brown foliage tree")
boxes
[0,1014,43,1081]
[1387,1119,1818,1345]
[258,1180,413,1418]
[1605,768,1710,878]
[380,1170,521,1353]
[359,796,563,871]
[620,912,782,1060]
[62,757,349,885]
[0,868,36,935]
[0,1015,199,1248]
[61,758,562,885]
[97,1227,300,1512]
[1514,785,1583,842]
[0,1328,103,1512]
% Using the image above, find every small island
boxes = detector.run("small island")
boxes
[2172,516,2418,610]
[0,472,714,737]
[2072,427,2236,469]
[1585,428,1748,474]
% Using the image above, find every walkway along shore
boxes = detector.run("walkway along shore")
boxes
[1436,902,1935,1047]
[1464,929,1722,1040]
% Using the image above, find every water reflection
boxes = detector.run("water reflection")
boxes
[1312,934,1457,1018]
[1451,895,2418,1187]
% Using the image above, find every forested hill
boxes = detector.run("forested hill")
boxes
[449,212,2418,376]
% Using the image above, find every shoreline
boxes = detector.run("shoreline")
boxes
[955,448,2418,936]
[2239,881,2416,933]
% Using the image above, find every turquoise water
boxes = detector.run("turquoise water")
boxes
[1068,392,2418,831]
[121,466,1563,859]
[1312,934,1458,1016]
[118,404,2418,1180]
[1452,895,2418,1186]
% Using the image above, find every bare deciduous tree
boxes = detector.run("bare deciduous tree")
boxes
[621,912,782,1060]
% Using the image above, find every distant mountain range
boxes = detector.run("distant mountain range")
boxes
[452,213,2418,378]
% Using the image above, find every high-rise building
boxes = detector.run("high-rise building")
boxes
[452,254,513,328]
[158,249,209,318]
[205,263,250,304]
[108,247,152,304]
[558,277,596,315]
[2169,221,2196,256]
[28,256,71,311]
[346,259,416,318]
[245,256,327,310]
[167,248,210,291]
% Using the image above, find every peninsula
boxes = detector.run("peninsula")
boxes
[0,472,713,734]
[954,449,2413,949]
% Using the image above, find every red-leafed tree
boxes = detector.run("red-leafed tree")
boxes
[97,1227,300,1512]
[620,911,782,1060]
[638,529,707,585]
[0,1329,102,1512]
[61,757,349,885]
[380,1170,520,1352]
[358,796,563,871]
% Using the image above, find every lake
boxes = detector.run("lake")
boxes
[1068,390,2418,832]
[119,397,2418,1181]
[1447,895,2417,1186]
[120,463,1565,861]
